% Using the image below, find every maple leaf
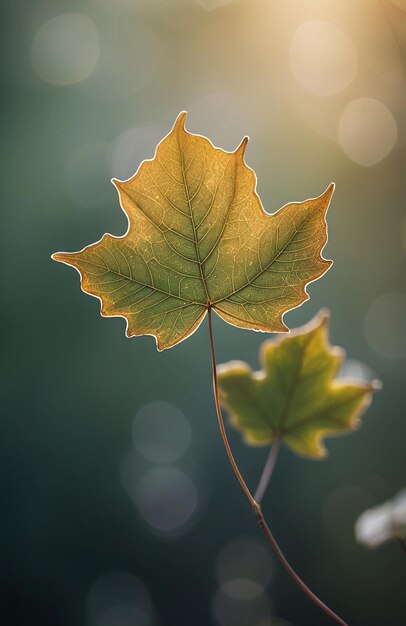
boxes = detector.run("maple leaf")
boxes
[53,112,333,350]
[217,311,381,458]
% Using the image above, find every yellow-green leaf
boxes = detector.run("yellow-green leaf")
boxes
[217,311,380,458]
[53,112,333,350]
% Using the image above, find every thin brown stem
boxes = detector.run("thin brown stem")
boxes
[207,308,349,626]
[207,308,257,510]
[256,514,349,626]
[255,438,281,503]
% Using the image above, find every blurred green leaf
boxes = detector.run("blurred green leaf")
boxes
[218,310,380,458]
[53,112,333,350]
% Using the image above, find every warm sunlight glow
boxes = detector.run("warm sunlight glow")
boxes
[289,20,357,96]
[338,98,398,166]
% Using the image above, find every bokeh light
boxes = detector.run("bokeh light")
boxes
[131,401,192,464]
[289,20,357,96]
[86,571,153,626]
[87,22,161,102]
[338,359,377,384]
[355,489,406,548]
[355,501,395,549]
[109,126,164,180]
[134,467,199,536]
[338,98,398,166]
[364,292,406,360]
[216,536,272,587]
[212,536,274,624]
[211,585,271,626]
[31,14,99,85]
[187,91,257,149]
[96,606,150,626]
[221,579,264,601]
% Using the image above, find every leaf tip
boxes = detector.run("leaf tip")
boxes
[312,308,332,333]
[175,110,187,131]
[111,178,125,193]
[323,182,335,204]
[52,251,69,264]
[317,307,331,323]
[235,136,249,157]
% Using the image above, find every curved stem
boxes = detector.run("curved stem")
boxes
[256,514,349,625]
[207,308,348,626]
[255,438,281,503]
[207,308,257,510]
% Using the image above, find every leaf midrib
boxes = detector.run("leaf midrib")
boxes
[282,391,363,436]
[177,131,239,306]
[89,197,322,313]
[274,333,314,434]
[178,131,211,304]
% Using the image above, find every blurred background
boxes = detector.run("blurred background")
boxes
[1,0,405,624]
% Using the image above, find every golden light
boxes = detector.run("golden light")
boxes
[338,98,398,166]
[289,20,358,96]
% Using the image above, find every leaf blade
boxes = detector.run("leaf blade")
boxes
[212,185,333,332]
[217,311,380,458]
[53,112,334,349]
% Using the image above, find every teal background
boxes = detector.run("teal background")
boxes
[1,0,405,625]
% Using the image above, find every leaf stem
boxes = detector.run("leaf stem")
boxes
[207,308,257,510]
[254,438,281,503]
[207,308,349,626]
